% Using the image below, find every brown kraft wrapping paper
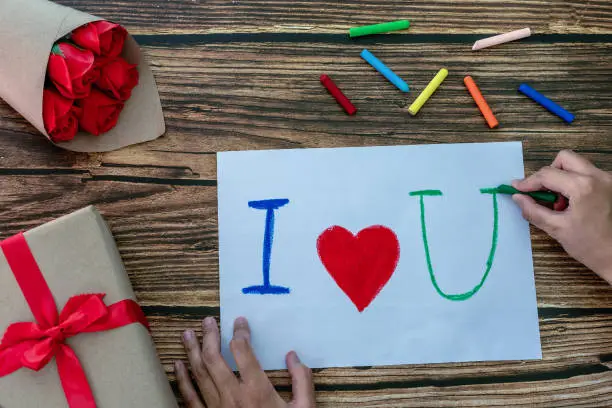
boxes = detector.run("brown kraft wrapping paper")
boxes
[0,206,178,407]
[0,0,165,152]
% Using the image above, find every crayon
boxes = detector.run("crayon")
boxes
[518,83,575,123]
[360,49,409,92]
[464,76,498,128]
[472,28,531,51]
[320,74,357,115]
[349,20,410,38]
[408,68,448,115]
[492,184,557,203]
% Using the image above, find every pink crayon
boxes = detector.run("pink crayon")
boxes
[472,28,531,51]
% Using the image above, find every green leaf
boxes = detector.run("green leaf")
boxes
[51,43,63,56]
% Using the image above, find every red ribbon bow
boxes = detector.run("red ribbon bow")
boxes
[0,233,149,408]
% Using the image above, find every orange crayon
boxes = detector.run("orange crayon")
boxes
[464,76,498,129]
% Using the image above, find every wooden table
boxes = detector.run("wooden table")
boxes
[1,1,611,406]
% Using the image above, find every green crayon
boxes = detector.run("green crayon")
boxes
[349,20,410,38]
[485,184,558,203]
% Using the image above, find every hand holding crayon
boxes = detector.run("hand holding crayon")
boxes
[510,150,612,283]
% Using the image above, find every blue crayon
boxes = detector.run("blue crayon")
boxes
[360,49,409,92]
[518,83,575,123]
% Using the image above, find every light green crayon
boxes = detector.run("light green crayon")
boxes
[349,20,410,38]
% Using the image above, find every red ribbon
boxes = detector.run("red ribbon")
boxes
[0,233,149,408]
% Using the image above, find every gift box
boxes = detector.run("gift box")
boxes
[0,207,178,407]
[0,0,165,152]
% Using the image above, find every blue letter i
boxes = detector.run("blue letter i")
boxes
[242,199,291,295]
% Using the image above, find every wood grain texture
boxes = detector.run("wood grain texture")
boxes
[0,1,611,406]
[0,174,611,309]
[150,312,612,407]
[1,41,612,174]
[150,312,612,378]
[51,0,612,34]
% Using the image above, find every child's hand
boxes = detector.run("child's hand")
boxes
[512,150,612,284]
[176,316,316,408]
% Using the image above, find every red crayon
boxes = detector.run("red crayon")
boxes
[320,74,357,115]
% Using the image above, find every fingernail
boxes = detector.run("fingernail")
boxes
[204,316,216,327]
[183,330,195,341]
[235,316,248,326]
[174,361,181,370]
[288,351,300,365]
[511,179,522,187]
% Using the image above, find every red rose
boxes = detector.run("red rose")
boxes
[77,89,124,135]
[47,42,98,99]
[94,55,113,70]
[95,57,139,101]
[42,88,80,143]
[71,21,127,58]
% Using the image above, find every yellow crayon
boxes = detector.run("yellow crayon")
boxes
[408,68,448,116]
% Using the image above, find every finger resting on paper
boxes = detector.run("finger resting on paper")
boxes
[230,317,267,385]
[287,351,316,407]
[201,317,239,392]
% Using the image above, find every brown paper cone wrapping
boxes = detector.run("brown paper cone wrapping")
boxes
[0,207,178,407]
[0,0,165,152]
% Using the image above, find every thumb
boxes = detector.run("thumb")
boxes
[287,351,315,408]
[512,194,561,236]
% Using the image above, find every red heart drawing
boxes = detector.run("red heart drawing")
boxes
[317,225,400,312]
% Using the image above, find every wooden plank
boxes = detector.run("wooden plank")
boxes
[51,0,612,34]
[0,175,610,309]
[291,373,612,407]
[184,374,612,407]
[152,313,612,378]
[1,41,611,175]
[150,313,612,407]
[307,379,611,408]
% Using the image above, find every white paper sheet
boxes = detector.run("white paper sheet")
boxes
[217,142,541,370]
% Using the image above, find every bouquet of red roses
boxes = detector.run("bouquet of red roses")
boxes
[45,21,139,142]
[0,0,165,152]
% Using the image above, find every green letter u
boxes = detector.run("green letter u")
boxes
[409,189,499,301]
